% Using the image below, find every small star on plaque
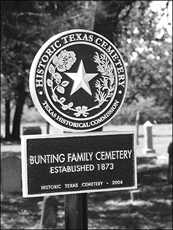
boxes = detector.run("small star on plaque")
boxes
[64,60,98,96]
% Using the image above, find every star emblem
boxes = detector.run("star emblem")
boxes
[64,60,98,96]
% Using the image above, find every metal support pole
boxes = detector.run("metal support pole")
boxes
[64,194,88,230]
[64,127,102,230]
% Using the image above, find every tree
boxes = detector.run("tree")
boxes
[93,0,172,123]
[1,1,97,140]
[1,1,171,140]
[1,1,42,140]
[118,1,172,123]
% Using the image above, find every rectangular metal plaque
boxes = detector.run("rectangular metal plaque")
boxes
[21,131,137,197]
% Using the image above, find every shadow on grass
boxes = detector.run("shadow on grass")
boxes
[1,163,172,229]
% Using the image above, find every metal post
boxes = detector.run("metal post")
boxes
[64,127,102,230]
[64,194,88,230]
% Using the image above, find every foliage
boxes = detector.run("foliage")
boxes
[116,1,172,123]
[112,97,172,125]
[1,0,172,139]
[1,1,96,139]
[91,0,172,124]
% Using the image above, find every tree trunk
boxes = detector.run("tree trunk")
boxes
[11,80,26,141]
[94,1,134,44]
[5,99,11,139]
[93,1,114,42]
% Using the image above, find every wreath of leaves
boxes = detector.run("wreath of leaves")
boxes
[46,50,117,117]
[91,52,115,109]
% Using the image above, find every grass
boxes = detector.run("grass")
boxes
[1,172,172,229]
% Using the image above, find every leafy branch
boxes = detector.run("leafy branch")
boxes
[93,52,115,106]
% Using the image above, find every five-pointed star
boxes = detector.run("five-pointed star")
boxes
[64,60,98,96]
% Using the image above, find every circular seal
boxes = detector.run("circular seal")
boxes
[29,29,127,132]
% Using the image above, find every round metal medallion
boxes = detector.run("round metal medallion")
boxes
[29,29,128,132]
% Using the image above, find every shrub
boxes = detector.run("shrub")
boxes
[112,97,172,125]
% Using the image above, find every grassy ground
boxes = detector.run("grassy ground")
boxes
[1,123,172,229]
[1,172,172,229]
